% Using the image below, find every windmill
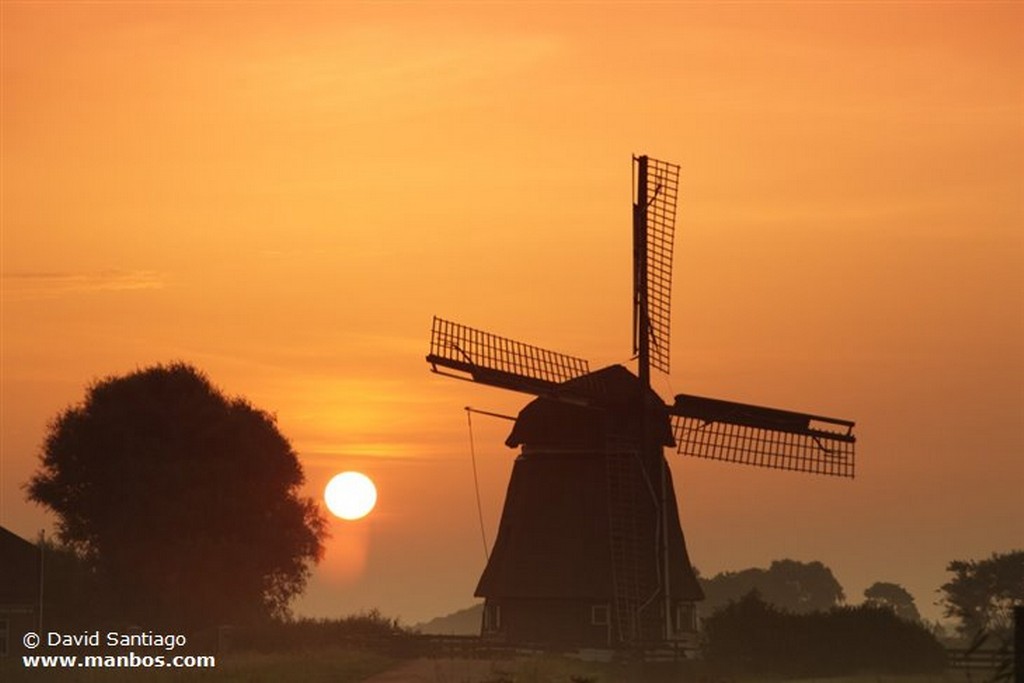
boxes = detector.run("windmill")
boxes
[425,155,856,650]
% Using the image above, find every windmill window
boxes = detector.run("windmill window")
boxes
[483,604,501,632]
[591,604,610,626]
[672,602,696,633]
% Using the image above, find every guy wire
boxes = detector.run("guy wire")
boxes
[465,407,490,562]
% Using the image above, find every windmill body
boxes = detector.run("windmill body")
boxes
[476,365,703,647]
[426,155,856,650]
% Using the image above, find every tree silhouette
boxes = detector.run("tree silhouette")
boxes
[700,559,845,615]
[701,591,945,676]
[863,581,922,622]
[940,549,1023,639]
[26,363,327,629]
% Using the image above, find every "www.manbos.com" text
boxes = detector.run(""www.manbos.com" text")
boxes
[23,652,216,669]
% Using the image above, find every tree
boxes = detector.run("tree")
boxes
[700,559,845,615]
[863,581,922,622]
[940,550,1024,639]
[27,363,327,629]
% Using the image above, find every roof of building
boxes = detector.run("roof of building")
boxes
[0,526,41,605]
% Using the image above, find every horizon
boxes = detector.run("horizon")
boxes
[2,2,1021,627]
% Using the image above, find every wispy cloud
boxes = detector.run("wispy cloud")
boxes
[2,270,165,299]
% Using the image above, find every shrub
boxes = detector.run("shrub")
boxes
[701,591,946,676]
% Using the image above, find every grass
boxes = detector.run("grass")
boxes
[3,648,998,683]
[754,677,977,683]
[412,660,984,683]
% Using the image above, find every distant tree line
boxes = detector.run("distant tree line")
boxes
[702,592,946,676]
[698,559,845,615]
[696,553,1023,675]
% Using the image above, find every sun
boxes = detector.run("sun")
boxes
[324,471,377,520]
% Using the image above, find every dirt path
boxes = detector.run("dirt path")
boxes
[360,657,510,683]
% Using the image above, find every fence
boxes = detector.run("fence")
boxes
[946,646,1014,674]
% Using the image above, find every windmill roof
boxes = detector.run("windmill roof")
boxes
[505,365,674,449]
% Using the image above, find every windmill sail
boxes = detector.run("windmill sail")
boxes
[633,155,680,379]
[426,316,591,397]
[671,394,856,478]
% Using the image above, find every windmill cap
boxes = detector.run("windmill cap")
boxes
[505,365,674,449]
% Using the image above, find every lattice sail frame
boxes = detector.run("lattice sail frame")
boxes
[426,316,590,396]
[671,394,856,478]
[634,156,680,375]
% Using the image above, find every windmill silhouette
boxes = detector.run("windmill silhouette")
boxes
[426,155,856,650]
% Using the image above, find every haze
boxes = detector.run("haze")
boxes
[2,2,1021,625]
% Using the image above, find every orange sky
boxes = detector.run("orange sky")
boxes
[2,2,1021,625]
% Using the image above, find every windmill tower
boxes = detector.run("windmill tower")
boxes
[426,155,856,650]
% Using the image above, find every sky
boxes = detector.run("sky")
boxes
[1,2,1021,626]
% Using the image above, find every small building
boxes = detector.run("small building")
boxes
[475,365,703,649]
[0,526,41,657]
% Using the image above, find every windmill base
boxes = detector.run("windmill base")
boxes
[479,597,699,652]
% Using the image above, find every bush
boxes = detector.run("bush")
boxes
[227,610,410,652]
[701,591,946,676]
